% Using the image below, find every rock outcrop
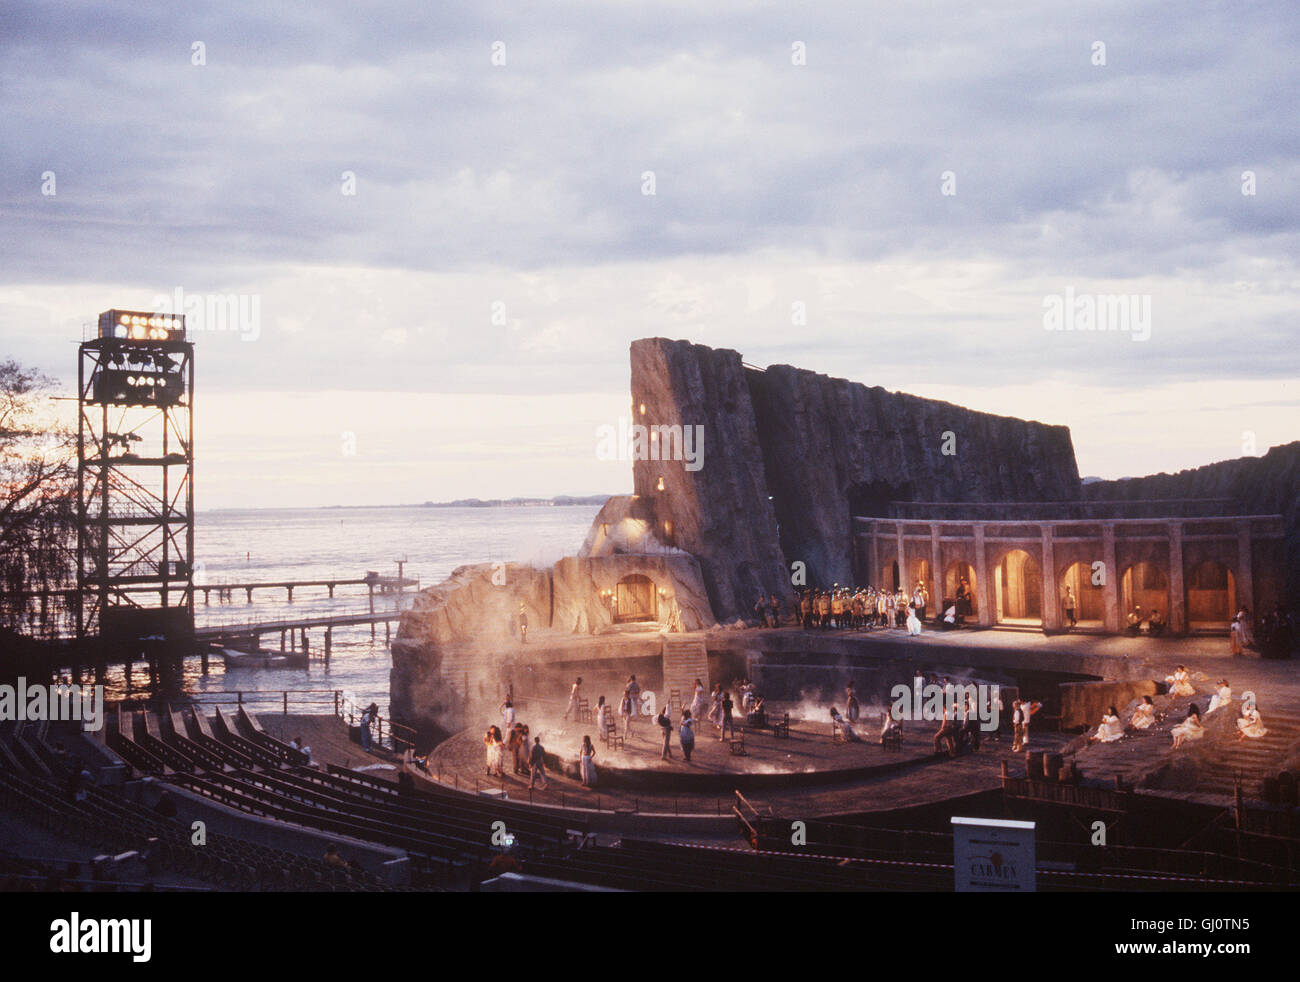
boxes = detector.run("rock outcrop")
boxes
[390,553,715,739]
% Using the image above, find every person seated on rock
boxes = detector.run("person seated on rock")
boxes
[1207,680,1232,714]
[1166,665,1196,697]
[1089,706,1125,744]
[1127,696,1157,732]
[1236,701,1268,742]
[1171,704,1204,749]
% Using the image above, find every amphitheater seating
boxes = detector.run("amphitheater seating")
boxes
[108,705,169,777]
[209,707,284,769]
[165,758,583,870]
[0,761,394,892]
[234,707,310,766]
[160,707,230,772]
[182,707,259,769]
[136,711,196,773]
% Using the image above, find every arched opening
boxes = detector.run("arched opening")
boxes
[1060,561,1104,628]
[943,561,978,619]
[1121,562,1169,628]
[995,549,1041,624]
[614,574,658,623]
[1187,561,1235,627]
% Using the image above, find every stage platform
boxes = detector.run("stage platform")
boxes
[416,701,1071,824]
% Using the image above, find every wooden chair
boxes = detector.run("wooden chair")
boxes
[729,728,747,756]
[577,698,592,724]
[602,715,624,751]
[831,722,845,744]
[771,712,790,739]
[881,726,902,751]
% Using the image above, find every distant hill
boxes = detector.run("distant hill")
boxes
[421,494,612,508]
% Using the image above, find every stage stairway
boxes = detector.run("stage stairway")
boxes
[1192,708,1300,798]
[661,636,709,712]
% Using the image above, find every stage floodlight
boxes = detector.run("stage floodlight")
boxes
[98,308,186,342]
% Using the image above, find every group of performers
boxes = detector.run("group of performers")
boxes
[1088,667,1270,749]
[1124,605,1167,637]
[791,582,937,634]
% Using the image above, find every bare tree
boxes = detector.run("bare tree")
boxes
[0,360,77,636]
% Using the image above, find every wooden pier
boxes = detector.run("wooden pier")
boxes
[197,608,410,667]
[196,574,419,604]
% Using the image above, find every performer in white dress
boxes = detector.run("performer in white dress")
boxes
[579,735,597,787]
[741,680,756,713]
[564,677,582,721]
[1166,666,1196,698]
[1236,704,1268,741]
[1207,680,1232,714]
[688,679,708,720]
[1229,617,1245,656]
[708,684,723,730]
[1171,706,1204,749]
[1128,696,1157,731]
[594,696,608,738]
[906,605,923,636]
[1236,608,1255,647]
[1091,706,1125,743]
[879,710,901,745]
[830,707,861,742]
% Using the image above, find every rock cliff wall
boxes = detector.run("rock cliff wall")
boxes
[630,338,1081,618]
[748,362,1080,592]
[630,339,792,623]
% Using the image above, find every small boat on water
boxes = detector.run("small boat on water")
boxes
[219,647,309,670]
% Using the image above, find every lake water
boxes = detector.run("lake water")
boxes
[101,504,601,715]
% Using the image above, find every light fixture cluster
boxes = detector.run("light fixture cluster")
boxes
[98,308,187,342]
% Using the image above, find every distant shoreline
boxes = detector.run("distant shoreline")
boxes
[198,494,614,515]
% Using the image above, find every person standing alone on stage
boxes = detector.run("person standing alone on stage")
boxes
[1062,585,1077,629]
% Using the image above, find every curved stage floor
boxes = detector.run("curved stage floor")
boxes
[422,704,1060,820]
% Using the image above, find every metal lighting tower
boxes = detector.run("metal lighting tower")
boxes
[76,309,195,681]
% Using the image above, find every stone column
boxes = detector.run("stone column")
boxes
[974,524,992,627]
[896,523,907,593]
[1101,523,1121,633]
[1041,524,1060,632]
[1167,521,1186,635]
[870,524,881,589]
[930,523,943,611]
[1236,521,1255,617]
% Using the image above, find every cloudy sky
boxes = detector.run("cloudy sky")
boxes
[2,1,1296,509]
